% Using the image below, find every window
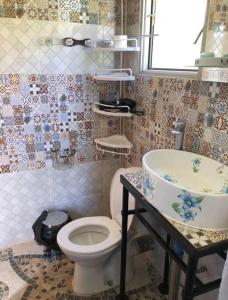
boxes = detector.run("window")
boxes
[142,0,208,72]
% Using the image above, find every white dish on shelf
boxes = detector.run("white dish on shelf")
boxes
[93,68,135,81]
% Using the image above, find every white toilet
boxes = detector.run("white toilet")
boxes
[57,168,136,296]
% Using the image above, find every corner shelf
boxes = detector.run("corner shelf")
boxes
[93,102,132,117]
[92,68,135,81]
[95,135,133,156]
[93,74,135,81]
[93,36,138,156]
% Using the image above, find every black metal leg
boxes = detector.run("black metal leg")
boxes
[159,234,171,295]
[116,187,129,300]
[182,255,198,300]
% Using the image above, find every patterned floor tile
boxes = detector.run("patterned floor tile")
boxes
[0,241,166,300]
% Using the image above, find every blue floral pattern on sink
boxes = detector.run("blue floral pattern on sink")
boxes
[143,170,156,199]
[163,174,177,183]
[192,158,202,173]
[221,182,228,194]
[172,190,204,222]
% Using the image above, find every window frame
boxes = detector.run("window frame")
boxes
[140,0,210,79]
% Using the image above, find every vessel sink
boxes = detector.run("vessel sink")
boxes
[143,150,228,230]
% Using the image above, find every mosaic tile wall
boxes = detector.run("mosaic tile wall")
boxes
[0,73,120,174]
[124,76,228,166]
[126,0,140,26]
[0,0,116,25]
[0,73,120,247]
[208,0,228,31]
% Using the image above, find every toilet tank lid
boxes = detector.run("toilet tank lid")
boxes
[110,168,136,229]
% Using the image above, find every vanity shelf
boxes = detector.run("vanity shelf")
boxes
[116,169,228,300]
[93,102,132,117]
[95,134,133,156]
[93,68,135,81]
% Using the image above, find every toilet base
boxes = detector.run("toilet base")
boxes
[72,262,109,295]
[72,253,134,296]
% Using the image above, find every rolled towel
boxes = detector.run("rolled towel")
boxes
[218,254,228,300]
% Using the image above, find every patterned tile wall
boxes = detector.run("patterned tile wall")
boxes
[126,0,140,26]
[0,159,119,247]
[0,0,116,25]
[208,0,228,31]
[124,76,228,166]
[123,79,227,300]
[0,73,120,174]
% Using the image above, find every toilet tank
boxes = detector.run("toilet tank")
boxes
[110,168,136,230]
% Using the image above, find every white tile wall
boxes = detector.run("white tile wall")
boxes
[0,18,114,74]
[0,159,120,248]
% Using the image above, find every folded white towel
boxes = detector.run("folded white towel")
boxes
[218,254,228,300]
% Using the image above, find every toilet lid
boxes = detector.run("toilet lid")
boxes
[110,168,136,230]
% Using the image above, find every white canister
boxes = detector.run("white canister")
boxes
[113,35,128,48]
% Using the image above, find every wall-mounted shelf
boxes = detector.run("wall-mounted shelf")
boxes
[95,47,140,52]
[194,57,228,68]
[95,37,140,52]
[93,68,135,81]
[93,102,132,117]
[95,135,133,156]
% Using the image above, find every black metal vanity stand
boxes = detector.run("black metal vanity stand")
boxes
[116,172,228,300]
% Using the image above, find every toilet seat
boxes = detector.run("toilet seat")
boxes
[57,216,121,256]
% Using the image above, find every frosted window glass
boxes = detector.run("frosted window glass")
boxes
[151,0,207,70]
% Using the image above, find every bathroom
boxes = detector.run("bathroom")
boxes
[0,0,228,299]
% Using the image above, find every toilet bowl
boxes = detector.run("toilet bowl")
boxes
[57,168,136,296]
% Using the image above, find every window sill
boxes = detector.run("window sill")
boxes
[140,69,200,80]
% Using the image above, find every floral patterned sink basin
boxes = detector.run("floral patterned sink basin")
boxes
[143,150,228,230]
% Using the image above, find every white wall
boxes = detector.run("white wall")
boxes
[0,159,119,248]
